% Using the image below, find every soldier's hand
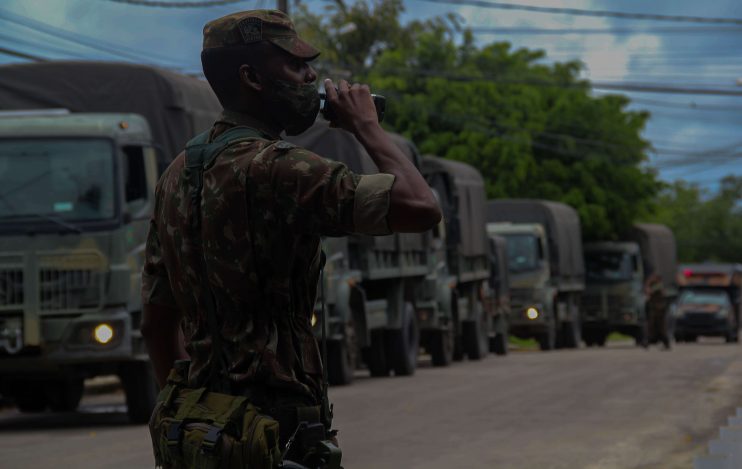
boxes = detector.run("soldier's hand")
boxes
[324,78,379,134]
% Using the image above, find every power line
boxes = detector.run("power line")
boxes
[0,46,46,62]
[416,0,742,25]
[471,26,742,35]
[108,0,247,6]
[368,65,742,96]
[0,7,181,67]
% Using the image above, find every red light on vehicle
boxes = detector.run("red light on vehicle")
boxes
[683,269,693,278]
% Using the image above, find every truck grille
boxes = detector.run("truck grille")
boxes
[39,268,102,311]
[0,251,105,314]
[0,268,24,310]
[683,312,717,326]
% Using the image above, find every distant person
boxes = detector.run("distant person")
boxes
[140,9,440,468]
[645,273,671,349]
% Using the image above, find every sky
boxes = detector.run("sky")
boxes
[0,0,741,191]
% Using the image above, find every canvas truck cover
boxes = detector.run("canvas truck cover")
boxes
[628,223,678,296]
[486,199,585,290]
[0,61,221,162]
[421,155,487,258]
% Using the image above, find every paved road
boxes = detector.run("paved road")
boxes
[1,340,741,469]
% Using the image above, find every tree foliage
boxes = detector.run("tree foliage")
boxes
[649,177,742,262]
[296,0,661,240]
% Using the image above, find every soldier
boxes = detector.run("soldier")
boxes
[140,9,441,467]
[645,272,670,349]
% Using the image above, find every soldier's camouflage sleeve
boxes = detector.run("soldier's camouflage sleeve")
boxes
[141,188,177,307]
[270,145,395,236]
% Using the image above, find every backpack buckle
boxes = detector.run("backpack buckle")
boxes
[166,420,184,447]
[201,425,223,453]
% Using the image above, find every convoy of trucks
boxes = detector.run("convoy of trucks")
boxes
[0,59,734,418]
[485,200,585,350]
[0,61,222,421]
[581,223,678,347]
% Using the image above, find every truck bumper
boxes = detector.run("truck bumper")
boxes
[675,316,729,337]
[0,308,141,378]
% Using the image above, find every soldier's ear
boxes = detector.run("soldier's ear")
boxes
[239,64,263,91]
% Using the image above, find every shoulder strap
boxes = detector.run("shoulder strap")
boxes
[184,126,271,393]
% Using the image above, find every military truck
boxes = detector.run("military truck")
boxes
[675,263,741,342]
[0,61,221,421]
[581,224,678,347]
[421,155,500,362]
[487,234,510,355]
[288,121,432,383]
[486,200,584,350]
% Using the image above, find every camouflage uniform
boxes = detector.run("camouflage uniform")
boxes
[142,9,395,445]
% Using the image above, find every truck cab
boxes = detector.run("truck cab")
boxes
[486,199,585,351]
[582,242,647,346]
[487,222,555,349]
[0,111,160,421]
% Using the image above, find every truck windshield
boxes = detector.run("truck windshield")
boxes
[503,234,541,273]
[0,139,115,224]
[586,251,633,281]
[679,290,729,307]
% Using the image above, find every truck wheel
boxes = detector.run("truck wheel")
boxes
[463,315,488,360]
[583,330,595,347]
[490,333,508,356]
[538,314,557,351]
[327,338,355,386]
[595,332,608,347]
[366,329,389,377]
[430,328,454,367]
[560,321,581,349]
[635,320,649,348]
[14,384,48,413]
[120,361,158,424]
[386,303,419,376]
[48,377,84,412]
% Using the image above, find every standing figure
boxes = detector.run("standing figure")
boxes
[140,9,441,468]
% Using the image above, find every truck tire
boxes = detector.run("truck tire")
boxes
[538,313,557,351]
[120,361,158,424]
[490,333,508,356]
[14,383,47,413]
[327,338,355,386]
[386,303,419,376]
[595,331,608,347]
[48,377,84,412]
[366,329,389,377]
[463,315,488,360]
[560,320,581,349]
[635,320,649,348]
[430,328,453,367]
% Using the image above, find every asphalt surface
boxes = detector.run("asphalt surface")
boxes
[1,339,741,469]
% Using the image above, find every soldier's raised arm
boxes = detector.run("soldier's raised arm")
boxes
[324,79,442,233]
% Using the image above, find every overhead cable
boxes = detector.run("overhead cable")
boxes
[0,7,180,66]
[416,0,742,25]
[108,0,248,6]
[0,46,46,62]
[471,26,742,35]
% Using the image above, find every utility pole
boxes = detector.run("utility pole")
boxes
[278,0,288,14]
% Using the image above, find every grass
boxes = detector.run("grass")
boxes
[507,332,633,350]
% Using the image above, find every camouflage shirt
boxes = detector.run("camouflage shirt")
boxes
[142,110,395,400]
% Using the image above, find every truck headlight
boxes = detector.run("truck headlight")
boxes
[93,323,114,344]
[311,312,318,328]
[526,307,540,320]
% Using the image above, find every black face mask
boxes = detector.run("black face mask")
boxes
[262,79,320,136]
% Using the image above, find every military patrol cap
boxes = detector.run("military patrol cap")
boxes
[202,9,320,60]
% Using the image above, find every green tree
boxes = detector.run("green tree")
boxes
[296,0,661,240]
[650,176,742,262]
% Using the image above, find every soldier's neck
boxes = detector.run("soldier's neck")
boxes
[221,108,282,139]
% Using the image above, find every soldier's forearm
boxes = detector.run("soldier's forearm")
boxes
[142,303,188,388]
